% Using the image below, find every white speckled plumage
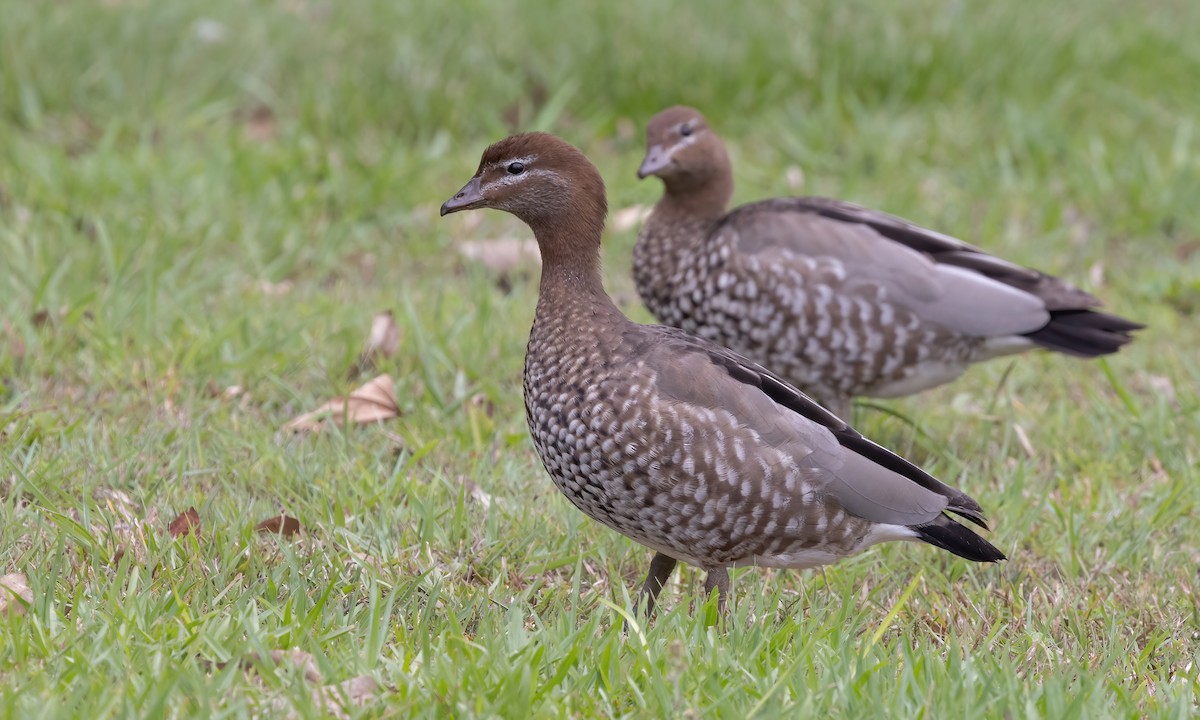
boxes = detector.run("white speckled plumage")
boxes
[443,132,1005,616]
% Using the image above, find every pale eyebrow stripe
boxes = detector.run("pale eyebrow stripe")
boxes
[491,154,538,170]
[480,166,563,192]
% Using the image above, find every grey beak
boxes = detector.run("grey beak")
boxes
[440,176,485,216]
[637,145,671,179]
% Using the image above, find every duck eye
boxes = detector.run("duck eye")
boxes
[679,124,693,137]
[507,161,526,175]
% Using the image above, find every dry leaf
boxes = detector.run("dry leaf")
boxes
[1174,240,1200,261]
[458,238,540,276]
[201,648,321,683]
[255,515,302,536]
[206,380,245,400]
[261,649,323,684]
[785,165,806,191]
[459,211,484,233]
[0,573,31,616]
[350,311,401,378]
[315,675,379,717]
[229,650,379,718]
[1012,423,1035,459]
[258,279,293,296]
[615,117,636,142]
[466,392,495,418]
[1147,374,1179,409]
[2,319,23,364]
[193,18,227,43]
[94,487,143,564]
[461,478,494,509]
[168,507,201,538]
[363,311,400,359]
[611,205,652,233]
[244,105,276,143]
[284,374,399,431]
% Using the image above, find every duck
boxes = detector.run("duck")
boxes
[441,132,1004,617]
[634,106,1143,419]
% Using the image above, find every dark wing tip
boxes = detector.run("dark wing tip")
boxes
[945,502,989,531]
[915,515,1006,563]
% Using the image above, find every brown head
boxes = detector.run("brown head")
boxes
[637,106,733,213]
[442,132,608,274]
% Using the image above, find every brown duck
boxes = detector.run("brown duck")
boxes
[442,132,1004,616]
[635,106,1143,419]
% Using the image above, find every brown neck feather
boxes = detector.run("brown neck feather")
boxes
[528,186,610,301]
[658,142,734,221]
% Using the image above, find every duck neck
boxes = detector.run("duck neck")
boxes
[528,213,624,327]
[658,178,732,222]
[655,143,735,223]
[636,159,733,299]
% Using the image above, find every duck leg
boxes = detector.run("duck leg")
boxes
[634,552,678,618]
[704,567,729,613]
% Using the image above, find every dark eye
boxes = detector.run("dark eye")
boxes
[679,124,693,137]
[507,161,526,175]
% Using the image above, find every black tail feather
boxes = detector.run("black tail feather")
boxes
[914,515,1006,563]
[1025,309,1144,358]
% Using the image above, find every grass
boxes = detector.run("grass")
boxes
[1,0,1198,716]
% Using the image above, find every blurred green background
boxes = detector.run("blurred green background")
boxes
[1,0,1198,717]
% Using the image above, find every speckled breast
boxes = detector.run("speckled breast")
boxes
[522,319,873,568]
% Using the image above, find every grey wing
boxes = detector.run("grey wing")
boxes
[794,198,1103,311]
[636,326,982,528]
[717,198,1052,337]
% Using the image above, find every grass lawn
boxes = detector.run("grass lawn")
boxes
[2,0,1198,716]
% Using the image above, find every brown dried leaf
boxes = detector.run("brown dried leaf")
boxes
[255,515,302,536]
[1175,240,1200,261]
[460,477,494,509]
[1012,423,1036,459]
[95,487,139,522]
[315,675,379,717]
[2,319,23,364]
[466,392,495,419]
[351,311,401,378]
[0,573,31,616]
[264,649,323,684]
[611,205,652,233]
[614,117,636,142]
[258,279,293,296]
[458,238,540,276]
[244,105,276,143]
[284,374,399,432]
[236,650,378,717]
[202,648,319,683]
[168,507,201,538]
[206,381,245,400]
[1147,374,1179,409]
[785,165,806,191]
[364,311,400,359]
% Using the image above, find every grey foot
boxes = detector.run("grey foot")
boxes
[633,552,678,619]
[704,567,729,614]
